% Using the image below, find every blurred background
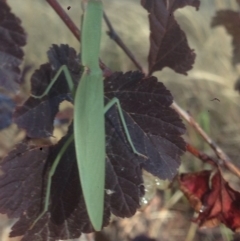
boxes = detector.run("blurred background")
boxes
[1,0,240,240]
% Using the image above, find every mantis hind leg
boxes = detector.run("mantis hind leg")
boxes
[29,134,74,230]
[104,97,147,159]
[32,65,74,99]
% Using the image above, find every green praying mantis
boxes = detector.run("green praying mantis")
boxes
[30,0,146,231]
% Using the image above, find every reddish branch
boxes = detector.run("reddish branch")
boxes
[186,143,240,178]
[186,143,217,167]
[47,0,240,178]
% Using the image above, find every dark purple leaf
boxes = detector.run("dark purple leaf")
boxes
[104,71,186,179]
[0,0,26,93]
[211,10,240,66]
[0,93,15,129]
[105,120,145,217]
[141,0,199,75]
[0,142,49,219]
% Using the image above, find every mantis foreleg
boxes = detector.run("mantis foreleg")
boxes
[31,65,74,99]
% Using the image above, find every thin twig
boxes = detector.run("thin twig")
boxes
[173,101,240,178]
[103,12,145,74]
[46,0,80,40]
